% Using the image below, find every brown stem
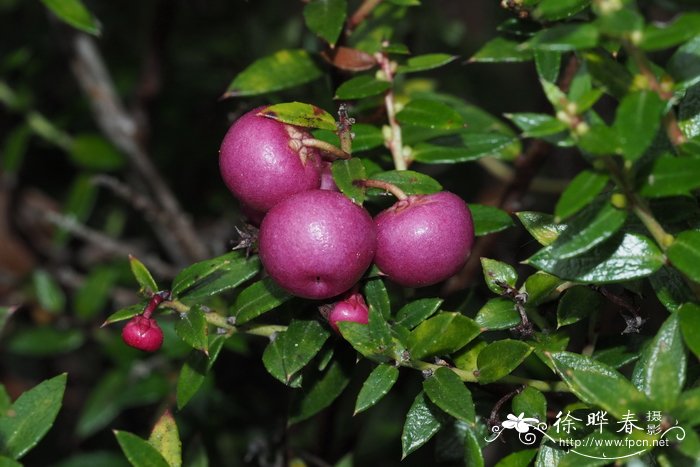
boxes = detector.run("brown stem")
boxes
[355,179,408,200]
[301,138,351,160]
[337,103,354,155]
[347,0,383,33]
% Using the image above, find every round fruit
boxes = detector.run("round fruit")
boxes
[219,107,323,212]
[328,292,369,332]
[259,190,376,299]
[374,191,474,287]
[122,315,164,352]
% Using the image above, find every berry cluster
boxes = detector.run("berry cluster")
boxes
[220,106,475,329]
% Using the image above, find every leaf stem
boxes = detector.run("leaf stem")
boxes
[355,179,408,200]
[301,138,351,160]
[376,52,406,170]
[347,0,383,33]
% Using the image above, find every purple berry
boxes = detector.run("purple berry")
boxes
[328,292,369,332]
[374,191,474,288]
[122,315,164,352]
[319,162,339,192]
[240,202,266,227]
[219,107,323,212]
[259,190,376,299]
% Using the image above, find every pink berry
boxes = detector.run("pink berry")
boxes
[259,190,376,299]
[240,202,266,227]
[122,315,164,352]
[219,107,323,212]
[328,292,369,332]
[319,162,339,192]
[374,191,474,287]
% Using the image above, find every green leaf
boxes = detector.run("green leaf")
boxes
[534,50,561,83]
[453,341,487,373]
[7,327,84,356]
[289,357,351,424]
[172,253,260,303]
[613,90,666,160]
[668,230,700,283]
[412,133,519,163]
[32,269,65,313]
[494,449,538,467]
[0,456,22,467]
[516,211,565,246]
[631,313,685,410]
[69,134,124,171]
[395,298,443,329]
[582,50,633,99]
[354,364,399,415]
[114,431,169,467]
[363,278,390,320]
[527,232,665,283]
[523,271,563,306]
[593,346,638,369]
[0,373,67,460]
[75,266,119,320]
[548,200,627,259]
[232,277,291,325]
[507,112,567,138]
[396,100,464,130]
[331,158,367,204]
[463,426,485,467]
[554,171,609,221]
[41,0,101,35]
[176,336,226,410]
[102,304,144,326]
[303,0,347,45]
[668,36,700,90]
[481,258,518,294]
[224,49,322,97]
[512,387,546,421]
[408,313,480,360]
[129,255,158,296]
[334,75,390,100]
[312,124,383,152]
[639,156,700,198]
[542,351,650,418]
[474,298,520,331]
[262,320,330,386]
[401,391,443,458]
[423,367,475,423]
[679,302,700,360]
[535,445,566,467]
[557,286,603,327]
[640,13,700,51]
[477,340,532,384]
[367,170,442,196]
[0,386,10,414]
[148,411,181,467]
[174,306,208,353]
[338,321,389,363]
[650,266,695,313]
[468,204,513,237]
[397,53,457,73]
[258,102,336,131]
[535,0,589,20]
[527,23,599,51]
[469,38,532,63]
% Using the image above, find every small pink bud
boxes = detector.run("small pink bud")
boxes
[122,315,164,352]
[328,292,369,332]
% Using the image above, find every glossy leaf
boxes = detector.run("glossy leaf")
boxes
[668,230,700,283]
[289,357,351,424]
[172,253,260,303]
[477,340,532,384]
[481,258,518,294]
[174,306,208,353]
[232,277,291,325]
[494,449,538,467]
[470,204,514,236]
[613,91,666,160]
[401,391,443,458]
[41,0,100,35]
[631,313,685,410]
[364,278,391,320]
[554,171,608,221]
[338,321,390,363]
[507,113,567,138]
[527,233,664,283]
[523,271,563,306]
[512,387,546,421]
[534,50,561,83]
[102,304,144,326]
[313,124,383,152]
[396,100,464,130]
[366,170,442,196]
[148,411,181,467]
[535,0,589,20]
[463,426,485,467]
[224,49,322,97]
[640,13,700,51]
[650,267,695,313]
[408,313,480,360]
[335,75,390,100]
[258,102,336,131]
[639,156,700,198]
[395,298,442,329]
[423,367,475,423]
[331,158,367,204]
[412,133,519,163]
[474,298,520,331]
[303,0,347,45]
[679,302,700,360]
[556,286,603,327]
[516,211,565,246]
[469,38,532,63]
[397,53,456,73]
[0,373,67,460]
[548,201,627,259]
[176,336,226,410]
[262,320,329,386]
[114,431,169,467]
[542,351,650,418]
[354,364,399,414]
[527,24,599,51]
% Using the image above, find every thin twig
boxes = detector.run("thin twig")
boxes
[375,52,406,170]
[347,0,383,33]
[91,175,167,224]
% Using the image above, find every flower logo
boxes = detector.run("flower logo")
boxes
[502,413,540,433]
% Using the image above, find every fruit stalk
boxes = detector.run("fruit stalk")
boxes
[355,179,408,200]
